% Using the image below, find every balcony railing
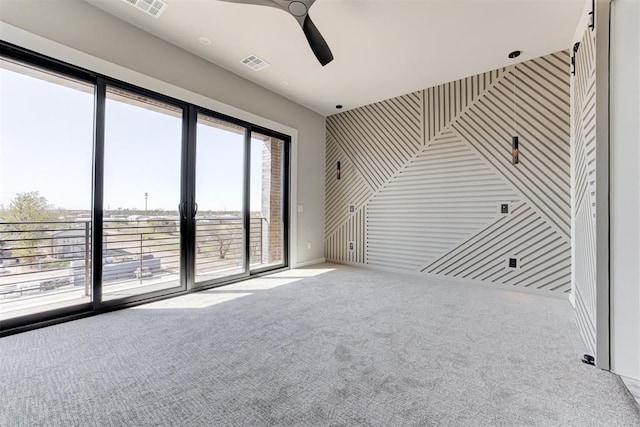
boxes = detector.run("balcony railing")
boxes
[0,217,268,306]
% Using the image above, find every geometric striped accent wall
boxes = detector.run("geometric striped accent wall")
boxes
[572,25,598,356]
[326,50,572,297]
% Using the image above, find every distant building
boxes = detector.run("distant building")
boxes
[52,229,87,259]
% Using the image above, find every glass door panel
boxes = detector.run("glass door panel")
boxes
[102,86,183,301]
[250,132,285,271]
[194,115,246,283]
[0,58,94,322]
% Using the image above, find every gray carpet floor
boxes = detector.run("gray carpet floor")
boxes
[1,263,639,426]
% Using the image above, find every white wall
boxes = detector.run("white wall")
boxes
[610,0,640,390]
[0,0,326,267]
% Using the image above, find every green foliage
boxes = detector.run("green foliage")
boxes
[4,192,56,263]
[39,260,70,270]
[5,192,54,223]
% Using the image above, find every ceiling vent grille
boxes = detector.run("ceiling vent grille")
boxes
[122,0,168,18]
[240,54,270,71]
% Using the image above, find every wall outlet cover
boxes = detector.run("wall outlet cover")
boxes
[348,204,355,213]
[497,202,512,214]
[348,241,355,252]
[506,257,520,269]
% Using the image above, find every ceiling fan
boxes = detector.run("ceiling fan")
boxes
[217,0,334,66]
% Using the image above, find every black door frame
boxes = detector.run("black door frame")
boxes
[188,107,291,289]
[0,41,291,336]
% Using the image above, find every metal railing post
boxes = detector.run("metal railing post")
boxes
[84,221,90,297]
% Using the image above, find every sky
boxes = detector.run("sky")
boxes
[0,63,270,213]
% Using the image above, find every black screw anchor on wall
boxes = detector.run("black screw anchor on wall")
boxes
[582,354,595,366]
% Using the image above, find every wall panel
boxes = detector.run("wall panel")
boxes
[368,130,519,271]
[572,23,598,357]
[326,51,571,297]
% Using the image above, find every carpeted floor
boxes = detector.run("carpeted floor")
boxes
[1,263,639,426]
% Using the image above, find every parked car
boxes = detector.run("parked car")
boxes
[39,280,56,291]
[38,278,70,291]
[55,277,71,287]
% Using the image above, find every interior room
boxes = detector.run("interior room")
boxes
[1,0,639,425]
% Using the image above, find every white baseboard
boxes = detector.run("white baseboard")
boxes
[620,375,640,407]
[325,259,569,300]
[294,258,326,268]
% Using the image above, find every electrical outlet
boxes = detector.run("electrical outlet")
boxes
[348,204,355,213]
[497,202,511,214]
[348,241,355,252]
[508,258,518,268]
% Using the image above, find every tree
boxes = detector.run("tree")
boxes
[195,225,233,260]
[213,232,232,259]
[5,192,53,222]
[4,192,55,263]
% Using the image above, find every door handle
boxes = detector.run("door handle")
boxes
[191,197,198,220]
[178,202,187,220]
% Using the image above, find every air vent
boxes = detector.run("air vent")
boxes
[122,0,167,18]
[240,54,270,71]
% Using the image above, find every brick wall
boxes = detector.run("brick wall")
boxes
[260,138,284,264]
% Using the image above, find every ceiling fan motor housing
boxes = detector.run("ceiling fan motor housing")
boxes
[218,0,334,66]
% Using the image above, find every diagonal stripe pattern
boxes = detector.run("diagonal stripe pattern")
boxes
[452,51,571,240]
[325,134,373,236]
[367,131,519,271]
[425,68,506,142]
[325,206,366,264]
[325,51,572,297]
[326,91,423,191]
[572,26,597,357]
[423,202,571,293]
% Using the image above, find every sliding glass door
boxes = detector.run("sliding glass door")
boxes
[0,42,290,333]
[0,57,95,322]
[101,86,184,301]
[194,114,247,284]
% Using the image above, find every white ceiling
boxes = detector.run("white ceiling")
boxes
[84,0,585,116]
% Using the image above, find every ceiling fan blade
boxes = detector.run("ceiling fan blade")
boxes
[217,0,333,66]
[302,15,334,66]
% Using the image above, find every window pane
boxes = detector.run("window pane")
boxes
[194,115,246,282]
[102,87,182,301]
[0,58,94,321]
[250,133,285,270]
